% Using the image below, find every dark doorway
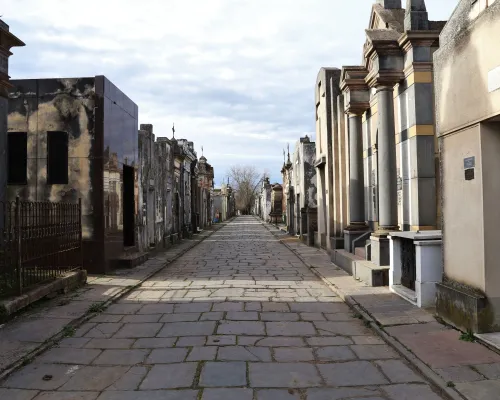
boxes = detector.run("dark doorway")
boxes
[123,165,135,247]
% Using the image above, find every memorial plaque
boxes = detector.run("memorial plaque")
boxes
[465,168,475,181]
[464,156,475,169]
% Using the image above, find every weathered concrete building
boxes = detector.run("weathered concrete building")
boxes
[0,20,24,204]
[171,138,197,237]
[7,76,139,274]
[196,154,214,229]
[315,68,343,250]
[434,0,500,333]
[138,124,175,250]
[281,148,293,228]
[291,136,317,239]
[324,1,446,295]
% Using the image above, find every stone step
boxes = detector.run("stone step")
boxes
[110,252,149,269]
[354,246,366,260]
[334,249,389,287]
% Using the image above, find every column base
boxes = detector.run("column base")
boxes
[344,225,370,253]
[370,234,390,266]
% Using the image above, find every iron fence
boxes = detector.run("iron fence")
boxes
[0,197,83,299]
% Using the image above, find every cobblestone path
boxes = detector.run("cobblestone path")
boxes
[1,216,444,399]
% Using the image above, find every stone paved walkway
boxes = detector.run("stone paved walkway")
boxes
[0,216,445,399]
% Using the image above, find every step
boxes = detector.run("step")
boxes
[334,249,388,287]
[110,251,149,269]
[354,246,366,260]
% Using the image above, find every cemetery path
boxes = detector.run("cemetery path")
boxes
[0,216,444,400]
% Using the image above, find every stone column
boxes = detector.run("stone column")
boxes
[348,114,365,226]
[344,113,369,252]
[376,86,399,232]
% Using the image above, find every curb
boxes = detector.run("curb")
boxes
[260,220,465,400]
[0,221,228,383]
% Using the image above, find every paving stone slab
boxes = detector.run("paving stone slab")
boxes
[317,361,388,386]
[84,323,124,339]
[158,321,216,337]
[96,390,199,400]
[435,365,484,383]
[350,344,399,360]
[0,389,39,400]
[146,348,188,363]
[266,322,315,336]
[136,303,174,314]
[306,337,353,346]
[212,302,245,312]
[105,366,148,390]
[104,304,142,315]
[36,348,101,365]
[217,321,265,335]
[58,338,91,348]
[60,366,130,391]
[207,335,237,346]
[274,347,314,362]
[315,346,356,361]
[314,321,370,336]
[140,363,198,389]
[187,346,218,361]
[202,388,253,400]
[382,383,444,400]
[218,346,272,361]
[200,362,247,387]
[121,314,162,323]
[261,312,299,321]
[174,303,213,313]
[160,313,201,322]
[176,336,207,346]
[226,311,259,320]
[249,363,322,388]
[256,389,301,399]
[85,339,134,349]
[375,360,425,383]
[132,338,176,348]
[306,387,384,400]
[32,392,99,400]
[473,363,500,379]
[113,323,162,338]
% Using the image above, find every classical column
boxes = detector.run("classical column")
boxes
[376,86,399,232]
[347,113,365,228]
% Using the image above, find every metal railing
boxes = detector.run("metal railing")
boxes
[0,197,83,299]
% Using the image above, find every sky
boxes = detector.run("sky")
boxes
[3,0,458,185]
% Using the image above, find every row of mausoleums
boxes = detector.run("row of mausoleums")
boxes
[0,20,231,275]
[256,0,500,334]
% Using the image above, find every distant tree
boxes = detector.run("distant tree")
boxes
[228,165,265,215]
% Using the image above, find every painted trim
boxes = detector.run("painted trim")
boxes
[406,71,433,86]
[408,125,435,137]
[410,225,436,231]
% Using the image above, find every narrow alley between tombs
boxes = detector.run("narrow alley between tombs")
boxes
[1,217,444,399]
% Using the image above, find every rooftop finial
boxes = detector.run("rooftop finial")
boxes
[287,143,291,163]
[283,149,286,164]
[172,123,175,139]
[201,146,204,157]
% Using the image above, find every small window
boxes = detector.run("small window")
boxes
[7,132,28,185]
[47,131,68,185]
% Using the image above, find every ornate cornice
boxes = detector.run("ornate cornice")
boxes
[398,31,440,51]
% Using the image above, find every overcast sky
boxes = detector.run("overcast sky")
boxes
[4,0,457,185]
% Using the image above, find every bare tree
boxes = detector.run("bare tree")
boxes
[227,165,264,215]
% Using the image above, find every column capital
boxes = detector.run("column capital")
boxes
[341,66,370,116]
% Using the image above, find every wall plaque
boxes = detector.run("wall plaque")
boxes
[465,168,475,181]
[464,156,475,169]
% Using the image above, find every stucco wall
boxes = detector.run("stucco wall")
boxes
[435,1,500,136]
[441,124,485,290]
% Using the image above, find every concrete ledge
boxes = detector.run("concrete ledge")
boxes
[0,270,87,320]
[110,252,149,269]
[335,249,389,287]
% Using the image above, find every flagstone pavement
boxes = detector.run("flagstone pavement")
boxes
[0,216,445,399]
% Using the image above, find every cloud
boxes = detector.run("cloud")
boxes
[3,0,458,184]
